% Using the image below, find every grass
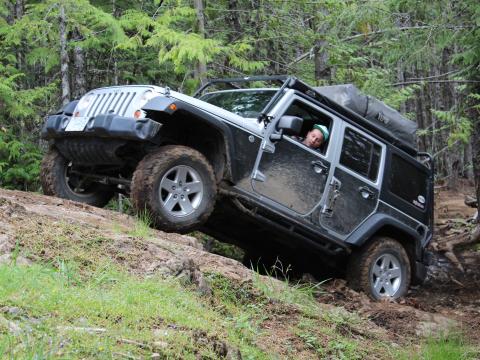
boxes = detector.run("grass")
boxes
[5,211,479,359]
[401,334,479,360]
[0,263,268,359]
[250,258,324,310]
[127,210,153,239]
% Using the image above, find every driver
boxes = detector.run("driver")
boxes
[302,124,329,149]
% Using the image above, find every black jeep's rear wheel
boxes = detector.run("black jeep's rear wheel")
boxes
[347,237,411,300]
[40,148,114,207]
[130,145,217,233]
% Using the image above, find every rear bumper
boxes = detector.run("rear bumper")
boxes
[41,113,161,142]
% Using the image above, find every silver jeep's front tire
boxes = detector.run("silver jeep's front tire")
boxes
[130,145,217,233]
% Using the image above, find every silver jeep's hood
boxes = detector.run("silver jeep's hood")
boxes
[73,84,257,131]
[73,85,166,120]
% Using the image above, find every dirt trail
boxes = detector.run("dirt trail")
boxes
[318,188,480,341]
[0,189,253,283]
[0,187,479,347]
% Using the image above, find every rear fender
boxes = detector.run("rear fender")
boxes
[346,213,430,284]
[346,213,427,260]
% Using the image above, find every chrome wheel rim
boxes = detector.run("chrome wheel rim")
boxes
[370,253,402,298]
[159,165,203,217]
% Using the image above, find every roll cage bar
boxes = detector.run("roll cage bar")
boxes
[192,75,317,124]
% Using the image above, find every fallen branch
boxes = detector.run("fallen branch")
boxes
[464,196,478,209]
[118,338,150,349]
[57,325,106,334]
[112,352,138,360]
[437,225,480,273]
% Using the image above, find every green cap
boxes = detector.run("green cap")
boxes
[313,124,329,141]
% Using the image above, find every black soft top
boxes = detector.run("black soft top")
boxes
[314,84,417,150]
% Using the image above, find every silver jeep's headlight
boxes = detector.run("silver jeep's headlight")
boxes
[75,93,94,116]
[134,90,156,119]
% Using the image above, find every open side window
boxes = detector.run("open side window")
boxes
[282,100,333,154]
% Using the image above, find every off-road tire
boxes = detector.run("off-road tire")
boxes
[40,148,114,207]
[131,145,217,233]
[347,237,411,300]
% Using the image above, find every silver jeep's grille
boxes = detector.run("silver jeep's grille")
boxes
[85,91,137,117]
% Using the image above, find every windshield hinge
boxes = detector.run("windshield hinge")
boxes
[260,115,273,129]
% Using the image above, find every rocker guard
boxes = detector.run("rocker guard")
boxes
[41,113,162,142]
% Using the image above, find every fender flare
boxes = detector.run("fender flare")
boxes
[345,213,426,260]
[143,96,238,181]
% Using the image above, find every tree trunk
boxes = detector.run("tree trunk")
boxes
[14,0,24,71]
[227,0,242,42]
[14,1,23,20]
[193,0,207,85]
[465,141,474,181]
[313,8,329,84]
[72,28,86,99]
[471,102,480,218]
[112,0,120,85]
[314,38,329,84]
[397,63,406,113]
[59,4,70,106]
[415,65,428,152]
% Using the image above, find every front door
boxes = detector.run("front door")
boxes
[251,98,336,216]
[320,125,385,236]
[252,138,330,214]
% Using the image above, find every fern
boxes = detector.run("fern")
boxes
[0,128,42,191]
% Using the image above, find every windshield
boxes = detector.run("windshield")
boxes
[199,89,277,118]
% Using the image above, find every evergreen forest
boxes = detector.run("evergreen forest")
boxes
[0,0,479,200]
[1,1,480,358]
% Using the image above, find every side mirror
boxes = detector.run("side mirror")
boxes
[276,115,303,135]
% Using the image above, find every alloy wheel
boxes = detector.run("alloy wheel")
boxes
[370,253,402,298]
[159,165,204,217]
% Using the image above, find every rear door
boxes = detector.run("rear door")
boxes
[320,124,385,236]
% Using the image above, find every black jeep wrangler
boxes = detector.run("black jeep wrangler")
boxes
[40,76,433,299]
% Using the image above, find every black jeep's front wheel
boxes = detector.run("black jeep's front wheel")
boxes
[347,237,411,300]
[40,148,114,207]
[130,145,217,233]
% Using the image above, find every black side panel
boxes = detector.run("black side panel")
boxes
[253,139,329,215]
[321,168,378,235]
[380,147,432,225]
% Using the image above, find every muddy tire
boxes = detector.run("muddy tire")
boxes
[347,237,411,300]
[40,148,114,207]
[131,145,216,233]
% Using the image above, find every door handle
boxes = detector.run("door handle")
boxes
[358,186,375,199]
[311,160,328,174]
